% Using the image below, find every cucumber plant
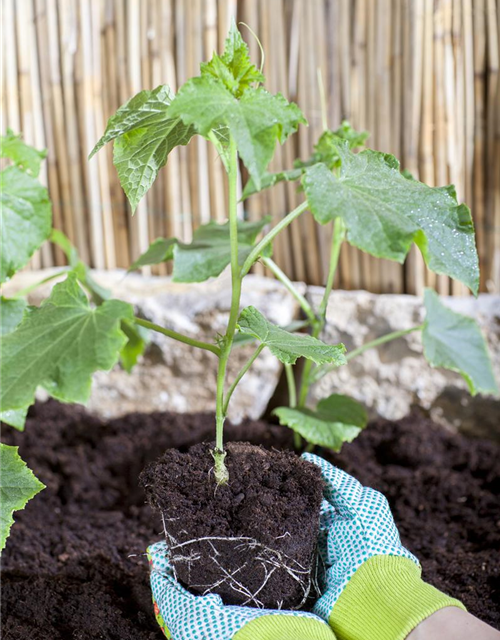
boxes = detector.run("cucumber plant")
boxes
[1,23,497,549]
[243,120,498,450]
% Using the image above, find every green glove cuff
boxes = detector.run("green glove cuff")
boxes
[234,614,337,640]
[330,556,465,640]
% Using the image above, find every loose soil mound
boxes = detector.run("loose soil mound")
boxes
[2,400,499,638]
[141,441,324,609]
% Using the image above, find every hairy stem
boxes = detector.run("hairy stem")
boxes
[134,317,220,356]
[240,201,308,277]
[261,257,316,323]
[213,136,241,484]
[223,344,265,415]
[297,218,345,407]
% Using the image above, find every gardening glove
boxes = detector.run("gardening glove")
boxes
[302,452,466,640]
[147,541,336,640]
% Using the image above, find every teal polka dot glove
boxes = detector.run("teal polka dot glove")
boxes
[147,542,336,640]
[302,452,465,640]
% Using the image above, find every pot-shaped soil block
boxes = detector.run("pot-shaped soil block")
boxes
[140,441,324,610]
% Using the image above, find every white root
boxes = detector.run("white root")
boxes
[153,519,319,610]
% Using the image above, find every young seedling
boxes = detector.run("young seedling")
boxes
[1,23,497,563]
[242,119,498,451]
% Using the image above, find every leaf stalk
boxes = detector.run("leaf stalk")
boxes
[133,317,221,356]
[240,201,308,277]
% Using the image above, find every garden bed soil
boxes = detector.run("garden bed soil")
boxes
[2,400,499,639]
[140,441,324,609]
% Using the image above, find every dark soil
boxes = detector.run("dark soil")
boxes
[140,441,324,609]
[2,400,499,639]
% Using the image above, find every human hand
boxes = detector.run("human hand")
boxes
[303,452,465,640]
[147,541,336,640]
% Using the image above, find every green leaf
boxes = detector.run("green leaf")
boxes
[242,121,367,199]
[303,145,480,294]
[0,273,134,412]
[237,306,346,365]
[422,289,498,395]
[173,217,271,282]
[0,443,45,551]
[90,85,195,212]
[0,298,30,430]
[128,237,177,271]
[1,297,27,335]
[200,20,264,97]
[169,77,306,190]
[273,394,367,451]
[51,230,147,372]
[0,408,28,431]
[1,129,47,177]
[50,229,79,265]
[1,165,52,283]
[120,318,148,373]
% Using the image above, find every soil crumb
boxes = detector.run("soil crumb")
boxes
[2,401,499,638]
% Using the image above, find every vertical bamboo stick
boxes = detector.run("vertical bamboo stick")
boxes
[34,0,67,266]
[485,0,499,289]
[126,0,150,265]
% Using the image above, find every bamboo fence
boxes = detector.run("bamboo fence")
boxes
[1,0,499,294]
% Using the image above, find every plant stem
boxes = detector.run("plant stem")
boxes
[213,136,241,484]
[134,317,220,356]
[240,201,308,277]
[285,363,297,408]
[223,344,265,414]
[310,324,424,384]
[318,218,345,320]
[346,325,424,361]
[297,218,345,407]
[285,363,302,449]
[11,269,69,299]
[261,257,316,323]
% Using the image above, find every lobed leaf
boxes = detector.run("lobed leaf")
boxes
[0,444,45,551]
[0,297,29,430]
[0,408,28,431]
[422,289,498,396]
[90,85,195,212]
[169,77,306,191]
[120,319,148,373]
[1,129,47,177]
[1,297,27,336]
[1,166,52,283]
[237,306,346,365]
[303,144,480,294]
[172,217,271,282]
[242,121,367,199]
[273,394,367,451]
[51,230,148,370]
[128,238,177,272]
[0,273,134,413]
[200,20,264,97]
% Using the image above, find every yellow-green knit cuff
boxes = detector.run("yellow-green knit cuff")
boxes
[233,614,336,640]
[329,556,465,640]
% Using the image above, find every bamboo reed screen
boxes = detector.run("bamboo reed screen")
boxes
[2,0,499,294]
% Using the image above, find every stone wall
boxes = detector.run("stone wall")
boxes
[3,270,499,438]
